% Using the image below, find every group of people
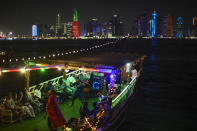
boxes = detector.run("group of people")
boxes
[0,88,40,122]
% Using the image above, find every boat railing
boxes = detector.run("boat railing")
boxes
[29,70,90,93]
[111,76,137,108]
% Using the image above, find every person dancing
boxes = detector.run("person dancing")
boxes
[46,90,66,131]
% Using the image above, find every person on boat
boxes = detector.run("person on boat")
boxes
[18,91,36,118]
[97,92,105,102]
[14,92,35,118]
[34,85,42,100]
[41,83,48,95]
[25,88,41,113]
[46,81,55,92]
[71,80,84,106]
[67,74,76,84]
[79,101,90,123]
[63,75,76,94]
[46,90,66,131]
[131,68,138,80]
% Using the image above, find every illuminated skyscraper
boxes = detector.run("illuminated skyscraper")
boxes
[152,11,157,37]
[193,17,197,26]
[166,14,173,37]
[176,17,184,38]
[32,25,37,37]
[56,13,63,36]
[137,13,148,37]
[66,22,73,38]
[72,9,79,38]
[191,17,197,37]
[161,14,173,37]
[109,14,124,37]
[101,22,108,37]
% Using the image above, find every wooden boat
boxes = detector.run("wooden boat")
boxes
[0,52,146,131]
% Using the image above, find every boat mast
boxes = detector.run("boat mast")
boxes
[24,61,30,90]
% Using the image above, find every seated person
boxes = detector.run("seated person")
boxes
[46,81,54,91]
[41,83,48,94]
[14,92,35,118]
[25,88,40,113]
[34,85,42,100]
[63,75,76,94]
[67,74,76,84]
[18,91,35,117]
[5,93,24,122]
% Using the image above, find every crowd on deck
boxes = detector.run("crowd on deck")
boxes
[0,62,141,130]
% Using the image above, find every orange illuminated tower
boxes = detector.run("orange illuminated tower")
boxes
[193,17,197,26]
[166,14,173,37]
[72,9,79,38]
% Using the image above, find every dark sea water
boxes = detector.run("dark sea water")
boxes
[117,39,197,131]
[1,39,197,131]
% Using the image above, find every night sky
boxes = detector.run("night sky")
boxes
[0,0,196,35]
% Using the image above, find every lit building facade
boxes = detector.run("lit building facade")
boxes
[32,25,37,37]
[161,14,173,37]
[109,14,124,37]
[72,9,79,38]
[176,17,184,38]
[101,22,108,37]
[137,13,148,37]
[66,22,73,38]
[83,18,102,37]
[166,14,173,37]
[55,13,64,36]
[191,17,197,37]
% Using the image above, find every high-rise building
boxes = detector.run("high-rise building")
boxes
[147,20,152,37]
[107,22,113,37]
[161,16,167,36]
[83,18,102,37]
[166,14,173,37]
[56,13,63,36]
[161,14,173,37]
[66,22,73,38]
[193,17,197,26]
[63,23,67,35]
[101,22,108,37]
[72,9,79,38]
[109,14,124,37]
[176,17,184,38]
[152,11,157,37]
[83,24,87,36]
[32,25,37,37]
[191,17,197,37]
[137,13,148,37]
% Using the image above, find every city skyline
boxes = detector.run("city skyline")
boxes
[0,0,196,35]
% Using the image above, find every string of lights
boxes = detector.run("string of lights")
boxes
[0,39,121,64]
[80,109,105,131]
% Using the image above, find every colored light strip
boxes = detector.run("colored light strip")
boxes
[1,64,64,73]
[97,69,112,73]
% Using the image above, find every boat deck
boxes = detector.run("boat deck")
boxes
[0,98,98,131]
